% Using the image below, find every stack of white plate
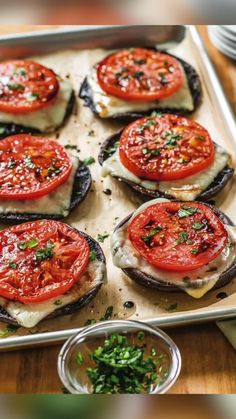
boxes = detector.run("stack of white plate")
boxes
[208,26,236,60]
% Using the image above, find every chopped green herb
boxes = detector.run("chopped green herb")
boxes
[151,111,162,117]
[0,127,6,135]
[141,225,162,245]
[7,83,24,90]
[176,231,192,245]
[137,331,145,340]
[142,147,161,156]
[136,118,158,134]
[104,141,119,155]
[165,303,178,312]
[97,233,109,243]
[26,92,40,102]
[54,300,62,306]
[83,156,95,166]
[192,222,205,230]
[100,306,113,321]
[84,333,164,394]
[14,67,27,76]
[132,71,144,79]
[164,132,182,148]
[7,160,16,168]
[8,261,17,269]
[65,144,77,150]
[24,156,35,169]
[76,351,84,366]
[0,324,19,338]
[89,250,96,262]
[178,205,201,218]
[35,241,54,262]
[191,248,199,255]
[27,238,38,249]
[134,59,146,65]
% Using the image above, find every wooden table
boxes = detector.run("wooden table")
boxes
[0,25,235,394]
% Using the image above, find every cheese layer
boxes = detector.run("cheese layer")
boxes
[87,65,194,118]
[102,144,230,201]
[0,155,79,217]
[111,198,236,298]
[0,78,73,132]
[0,258,106,328]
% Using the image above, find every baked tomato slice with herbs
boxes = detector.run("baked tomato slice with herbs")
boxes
[0,220,90,303]
[128,202,228,271]
[0,134,72,200]
[97,48,184,101]
[119,114,215,181]
[0,60,59,113]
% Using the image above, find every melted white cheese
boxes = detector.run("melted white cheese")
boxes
[0,78,73,132]
[111,198,236,298]
[102,145,230,201]
[0,259,106,328]
[0,155,78,217]
[87,66,194,118]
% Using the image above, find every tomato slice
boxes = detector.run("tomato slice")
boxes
[0,134,72,200]
[0,60,59,114]
[119,114,215,181]
[128,202,228,272]
[0,220,90,303]
[97,48,184,101]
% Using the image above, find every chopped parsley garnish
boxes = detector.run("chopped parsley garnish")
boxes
[142,147,161,156]
[26,92,40,102]
[35,241,54,262]
[0,127,6,134]
[0,324,19,338]
[137,331,145,340]
[83,156,96,166]
[134,59,146,65]
[97,233,109,243]
[177,205,201,218]
[164,132,182,148]
[76,351,84,366]
[65,144,77,150]
[104,141,119,155]
[7,160,16,168]
[89,250,96,262]
[141,225,163,245]
[14,67,27,76]
[191,248,199,255]
[27,238,38,248]
[100,306,113,321]
[82,332,165,394]
[8,261,17,269]
[136,118,158,134]
[192,222,205,230]
[132,71,144,79]
[24,156,35,169]
[165,303,178,312]
[151,111,162,118]
[7,83,24,90]
[176,232,192,245]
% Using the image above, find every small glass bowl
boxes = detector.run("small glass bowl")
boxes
[57,320,181,394]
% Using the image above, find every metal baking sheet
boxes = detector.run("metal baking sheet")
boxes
[0,25,236,351]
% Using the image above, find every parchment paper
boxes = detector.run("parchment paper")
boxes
[1,30,236,339]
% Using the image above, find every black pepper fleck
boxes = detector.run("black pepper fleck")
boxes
[124,301,135,309]
[103,188,112,196]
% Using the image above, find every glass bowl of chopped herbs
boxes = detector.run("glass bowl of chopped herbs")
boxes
[57,320,181,394]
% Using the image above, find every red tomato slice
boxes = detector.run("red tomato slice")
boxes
[0,134,72,200]
[0,220,90,303]
[119,114,215,181]
[97,48,184,101]
[0,60,59,114]
[128,202,228,272]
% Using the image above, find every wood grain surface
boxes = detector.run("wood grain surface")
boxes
[0,25,235,394]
